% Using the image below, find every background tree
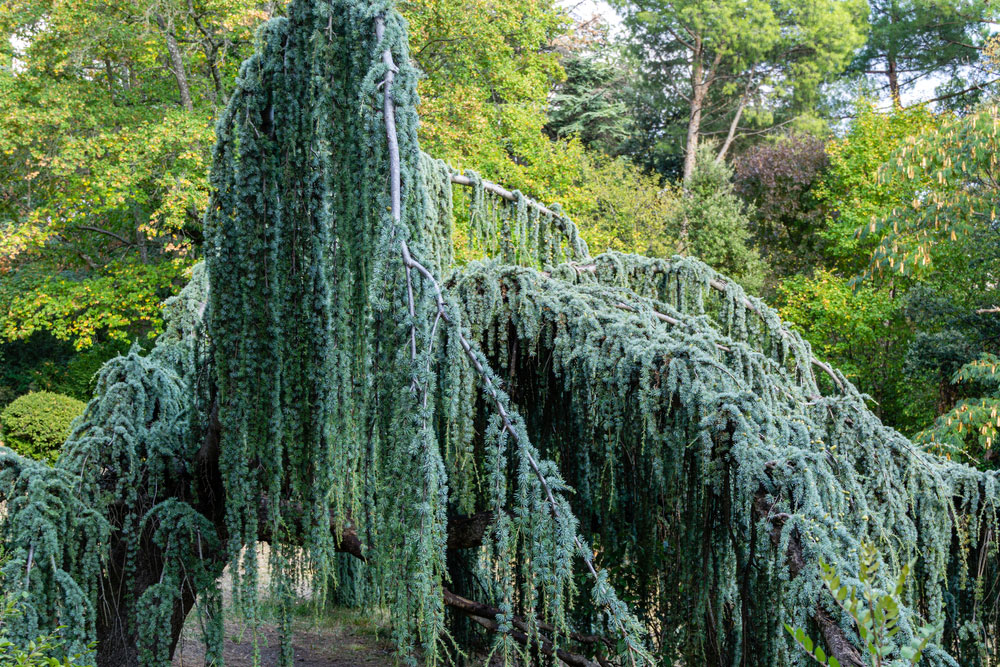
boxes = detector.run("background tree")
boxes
[545,30,634,155]
[615,0,866,183]
[813,101,937,277]
[774,103,933,428]
[0,0,267,354]
[864,103,1000,279]
[773,100,1000,433]
[916,354,1000,468]
[733,132,830,284]
[848,0,999,106]
[674,143,766,291]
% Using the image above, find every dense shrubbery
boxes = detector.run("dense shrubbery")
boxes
[0,392,84,463]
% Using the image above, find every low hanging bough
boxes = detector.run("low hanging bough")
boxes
[2,1,1000,666]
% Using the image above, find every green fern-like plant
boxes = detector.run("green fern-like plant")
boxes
[786,543,939,667]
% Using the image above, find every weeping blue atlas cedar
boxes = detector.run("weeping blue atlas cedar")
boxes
[2,0,1000,666]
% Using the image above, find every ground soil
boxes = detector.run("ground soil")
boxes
[172,613,397,667]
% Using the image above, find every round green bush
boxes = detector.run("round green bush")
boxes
[0,391,85,463]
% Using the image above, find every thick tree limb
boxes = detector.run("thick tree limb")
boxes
[754,491,864,666]
[444,589,606,667]
[445,510,494,550]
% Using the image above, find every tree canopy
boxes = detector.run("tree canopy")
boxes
[849,0,998,106]
[2,3,1000,667]
[616,0,867,181]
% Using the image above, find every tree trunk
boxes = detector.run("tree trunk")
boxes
[682,38,706,189]
[187,0,228,107]
[715,100,744,164]
[887,54,901,107]
[94,534,202,667]
[680,38,709,251]
[887,0,901,107]
[154,13,194,112]
[716,86,749,164]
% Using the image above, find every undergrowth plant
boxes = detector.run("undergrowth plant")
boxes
[787,543,939,667]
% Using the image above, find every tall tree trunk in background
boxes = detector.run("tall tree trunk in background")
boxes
[683,42,722,184]
[887,54,901,106]
[154,13,194,112]
[681,42,721,249]
[682,36,706,190]
[887,0,901,107]
[715,95,746,164]
[680,37,705,248]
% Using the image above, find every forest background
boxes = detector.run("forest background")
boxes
[0,0,998,470]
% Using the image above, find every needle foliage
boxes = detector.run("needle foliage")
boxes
[2,2,1000,667]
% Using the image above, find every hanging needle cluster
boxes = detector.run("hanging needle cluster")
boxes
[3,2,1000,667]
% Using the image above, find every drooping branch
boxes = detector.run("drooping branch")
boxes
[395,240,652,660]
[443,172,845,394]
[448,172,564,221]
[549,261,845,392]
[376,15,650,664]
[446,168,584,258]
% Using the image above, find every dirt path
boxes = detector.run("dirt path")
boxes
[172,613,397,667]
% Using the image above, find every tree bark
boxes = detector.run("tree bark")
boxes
[95,544,201,667]
[682,35,706,189]
[755,473,864,667]
[887,0,901,107]
[887,54,901,107]
[716,83,751,164]
[154,13,194,112]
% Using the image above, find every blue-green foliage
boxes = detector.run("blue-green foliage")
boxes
[0,266,220,665]
[4,0,1000,665]
[448,250,1000,664]
[461,168,588,268]
[202,1,638,662]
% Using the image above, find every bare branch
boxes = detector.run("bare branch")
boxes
[74,225,134,246]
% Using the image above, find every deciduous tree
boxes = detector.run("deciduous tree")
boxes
[616,0,866,183]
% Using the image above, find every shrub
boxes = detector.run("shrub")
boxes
[0,392,85,463]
